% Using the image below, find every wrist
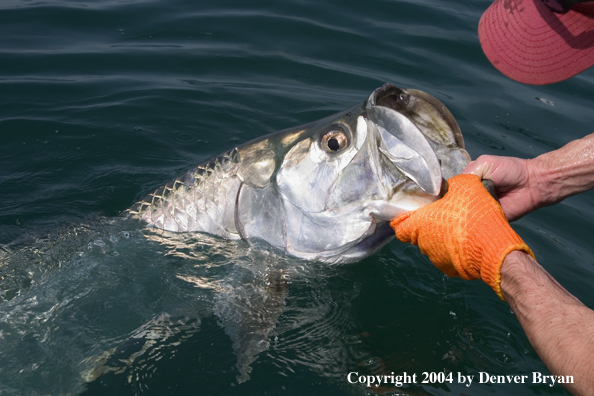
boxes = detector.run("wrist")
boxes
[500,250,578,306]
[529,156,563,207]
[525,156,560,210]
[500,250,536,303]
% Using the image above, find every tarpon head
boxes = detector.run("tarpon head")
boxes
[235,83,470,263]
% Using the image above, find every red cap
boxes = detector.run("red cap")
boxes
[479,0,594,85]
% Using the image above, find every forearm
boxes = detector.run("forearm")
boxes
[531,132,594,206]
[464,133,594,220]
[501,251,594,395]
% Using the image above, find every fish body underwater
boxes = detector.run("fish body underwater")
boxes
[128,83,470,263]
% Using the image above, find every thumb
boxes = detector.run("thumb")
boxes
[463,159,495,179]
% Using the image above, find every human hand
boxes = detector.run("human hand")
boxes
[462,155,542,221]
[391,174,534,299]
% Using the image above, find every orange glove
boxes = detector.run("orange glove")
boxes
[390,174,535,299]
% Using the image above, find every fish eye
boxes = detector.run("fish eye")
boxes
[321,130,349,153]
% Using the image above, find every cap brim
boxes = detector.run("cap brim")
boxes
[479,0,594,85]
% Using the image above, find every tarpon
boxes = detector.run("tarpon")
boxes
[127,83,470,263]
[0,84,475,391]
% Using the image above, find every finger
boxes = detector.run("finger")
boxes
[462,157,495,180]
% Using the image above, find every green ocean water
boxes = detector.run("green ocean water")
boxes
[1,0,594,395]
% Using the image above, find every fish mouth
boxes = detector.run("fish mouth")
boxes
[364,90,443,198]
[360,83,463,225]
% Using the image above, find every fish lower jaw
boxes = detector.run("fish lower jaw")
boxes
[366,193,438,222]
